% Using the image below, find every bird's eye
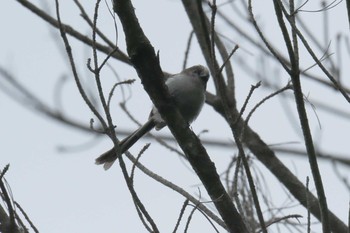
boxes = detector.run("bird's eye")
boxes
[193,69,201,76]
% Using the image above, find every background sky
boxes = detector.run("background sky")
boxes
[1,0,349,232]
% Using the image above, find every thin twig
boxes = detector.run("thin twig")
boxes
[275,0,330,232]
[73,0,115,47]
[218,45,239,75]
[0,165,9,180]
[130,143,150,182]
[182,31,195,70]
[123,150,226,229]
[14,202,39,233]
[107,79,135,109]
[191,206,221,233]
[0,174,16,232]
[234,134,267,233]
[280,2,350,103]
[248,0,291,74]
[262,214,303,231]
[55,0,108,131]
[172,199,189,233]
[245,82,292,127]
[306,176,311,233]
[184,204,199,233]
[235,81,261,124]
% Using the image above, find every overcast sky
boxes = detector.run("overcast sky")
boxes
[1,1,349,232]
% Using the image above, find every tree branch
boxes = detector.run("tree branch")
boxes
[113,0,248,232]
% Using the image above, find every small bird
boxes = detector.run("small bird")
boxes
[95,65,210,170]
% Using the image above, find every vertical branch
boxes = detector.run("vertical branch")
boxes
[90,0,117,141]
[0,175,17,233]
[247,0,291,74]
[209,0,217,67]
[205,1,236,128]
[274,0,330,232]
[346,0,350,31]
[234,134,267,233]
[209,1,266,231]
[306,177,311,233]
[322,1,329,51]
[182,31,195,70]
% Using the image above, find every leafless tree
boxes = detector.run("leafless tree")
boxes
[1,0,349,232]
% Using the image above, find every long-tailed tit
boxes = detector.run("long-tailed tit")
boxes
[96,65,210,170]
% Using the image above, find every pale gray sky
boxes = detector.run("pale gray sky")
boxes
[1,1,349,232]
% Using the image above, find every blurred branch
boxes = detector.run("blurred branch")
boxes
[346,0,350,31]
[15,0,131,65]
[280,1,350,103]
[73,0,115,48]
[1,64,349,169]
[219,4,350,95]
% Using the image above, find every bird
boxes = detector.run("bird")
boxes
[95,65,210,170]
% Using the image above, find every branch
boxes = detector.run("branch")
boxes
[273,1,330,231]
[0,166,20,233]
[113,0,248,232]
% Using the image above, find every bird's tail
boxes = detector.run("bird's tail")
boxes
[95,119,156,170]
